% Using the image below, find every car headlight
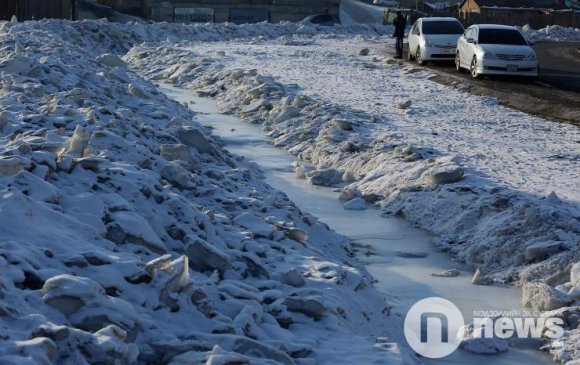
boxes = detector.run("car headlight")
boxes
[525,52,536,61]
[424,39,434,47]
[482,51,497,59]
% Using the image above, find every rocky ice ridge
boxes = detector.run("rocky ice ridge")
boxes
[0,20,415,365]
[124,42,579,362]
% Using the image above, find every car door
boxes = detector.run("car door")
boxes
[461,27,475,65]
[458,27,472,67]
[408,20,420,55]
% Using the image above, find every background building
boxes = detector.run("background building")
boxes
[106,0,340,23]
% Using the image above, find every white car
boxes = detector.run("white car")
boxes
[407,17,465,65]
[456,24,538,78]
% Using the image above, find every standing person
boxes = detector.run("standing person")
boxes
[393,11,407,59]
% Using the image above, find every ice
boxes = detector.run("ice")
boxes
[343,196,368,210]
[458,322,510,354]
[163,85,557,365]
[522,282,573,311]
[96,53,127,68]
[0,15,576,365]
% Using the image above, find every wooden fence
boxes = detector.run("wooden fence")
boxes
[0,0,72,21]
[461,11,580,29]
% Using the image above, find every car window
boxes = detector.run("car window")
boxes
[465,28,475,40]
[422,21,464,35]
[478,29,527,45]
[411,22,419,35]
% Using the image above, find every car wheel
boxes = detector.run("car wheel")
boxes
[455,53,462,72]
[416,47,424,65]
[470,57,479,79]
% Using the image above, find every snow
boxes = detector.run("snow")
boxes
[170,86,557,365]
[0,18,411,365]
[0,15,578,365]
[125,26,579,362]
[128,35,579,279]
[520,24,580,42]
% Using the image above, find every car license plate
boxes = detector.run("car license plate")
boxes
[445,48,455,54]
[507,64,518,72]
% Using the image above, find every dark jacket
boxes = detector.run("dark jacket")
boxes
[393,15,406,38]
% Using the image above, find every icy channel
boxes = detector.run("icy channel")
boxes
[159,84,554,365]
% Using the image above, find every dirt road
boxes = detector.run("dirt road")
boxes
[377,41,580,126]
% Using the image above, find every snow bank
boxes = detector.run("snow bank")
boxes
[520,24,580,42]
[0,19,410,365]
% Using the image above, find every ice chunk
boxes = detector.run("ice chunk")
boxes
[176,128,216,155]
[160,144,200,169]
[522,282,572,311]
[111,211,167,254]
[283,297,326,320]
[305,168,342,186]
[10,171,58,203]
[431,269,461,277]
[128,83,149,99]
[571,262,580,285]
[281,269,305,287]
[525,241,561,261]
[185,236,231,273]
[62,125,89,157]
[161,163,191,188]
[343,197,367,210]
[42,274,104,315]
[233,212,273,238]
[273,225,309,243]
[459,322,509,354]
[0,156,30,176]
[428,165,464,185]
[96,53,127,68]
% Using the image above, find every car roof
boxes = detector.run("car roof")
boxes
[420,17,461,22]
[473,24,518,30]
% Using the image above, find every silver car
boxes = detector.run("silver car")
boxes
[407,17,465,65]
[455,24,538,78]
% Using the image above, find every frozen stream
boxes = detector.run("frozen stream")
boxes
[159,84,555,365]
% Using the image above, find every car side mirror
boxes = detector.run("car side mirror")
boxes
[466,38,475,44]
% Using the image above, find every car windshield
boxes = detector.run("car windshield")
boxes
[422,21,464,35]
[478,29,527,45]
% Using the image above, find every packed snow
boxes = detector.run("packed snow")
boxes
[0,15,578,365]
[520,24,580,42]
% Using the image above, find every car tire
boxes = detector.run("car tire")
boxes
[416,47,424,66]
[455,53,463,72]
[470,57,479,79]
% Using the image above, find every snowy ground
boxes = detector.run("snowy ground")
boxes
[0,17,578,365]
[126,29,580,363]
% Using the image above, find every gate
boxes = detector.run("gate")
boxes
[19,0,64,20]
[0,1,17,21]
[0,0,71,21]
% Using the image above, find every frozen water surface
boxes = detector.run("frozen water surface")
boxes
[159,84,554,365]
